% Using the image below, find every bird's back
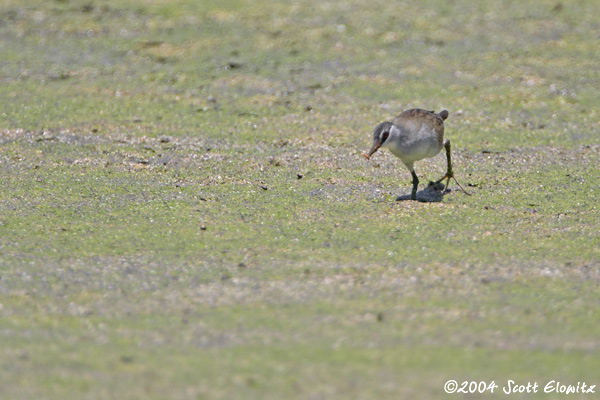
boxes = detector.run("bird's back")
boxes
[392,109,447,144]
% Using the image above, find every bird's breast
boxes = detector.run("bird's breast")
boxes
[385,127,443,164]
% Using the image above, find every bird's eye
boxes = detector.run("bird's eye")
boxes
[382,131,389,141]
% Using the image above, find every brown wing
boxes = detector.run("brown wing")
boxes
[392,109,447,143]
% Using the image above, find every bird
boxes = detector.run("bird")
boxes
[361,108,470,201]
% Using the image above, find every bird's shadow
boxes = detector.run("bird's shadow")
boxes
[395,181,449,203]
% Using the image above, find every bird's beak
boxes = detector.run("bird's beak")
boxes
[362,140,382,160]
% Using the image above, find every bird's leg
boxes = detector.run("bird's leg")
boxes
[436,140,472,196]
[436,140,453,190]
[410,169,419,200]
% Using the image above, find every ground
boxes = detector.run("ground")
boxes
[0,0,599,399]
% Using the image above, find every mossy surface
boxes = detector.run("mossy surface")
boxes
[1,0,599,399]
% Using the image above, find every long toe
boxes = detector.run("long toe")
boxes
[436,173,449,184]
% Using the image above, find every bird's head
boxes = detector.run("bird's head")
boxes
[362,121,393,160]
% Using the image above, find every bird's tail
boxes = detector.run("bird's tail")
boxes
[438,110,449,120]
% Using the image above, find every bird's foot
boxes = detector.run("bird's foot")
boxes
[436,173,472,196]
[437,140,472,196]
